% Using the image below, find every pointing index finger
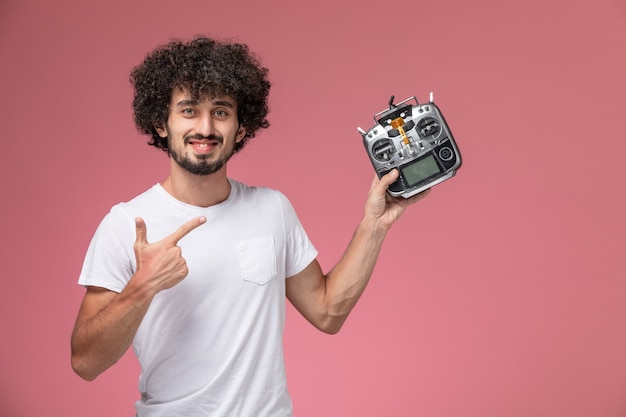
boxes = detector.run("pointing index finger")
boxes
[166,216,207,245]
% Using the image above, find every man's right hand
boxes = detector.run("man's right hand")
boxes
[133,216,207,293]
[71,215,206,380]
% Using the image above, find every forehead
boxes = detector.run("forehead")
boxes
[170,87,237,109]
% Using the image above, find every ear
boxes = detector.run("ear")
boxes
[154,122,168,138]
[235,126,246,143]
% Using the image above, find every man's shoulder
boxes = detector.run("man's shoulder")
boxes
[105,184,163,218]
[230,179,286,201]
[228,180,299,219]
[125,184,163,204]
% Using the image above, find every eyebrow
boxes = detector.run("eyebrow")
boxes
[175,98,235,108]
[175,99,198,107]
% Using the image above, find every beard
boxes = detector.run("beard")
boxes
[169,135,235,176]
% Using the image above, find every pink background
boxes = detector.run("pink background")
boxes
[1,0,625,415]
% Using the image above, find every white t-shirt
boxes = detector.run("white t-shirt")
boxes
[78,179,318,417]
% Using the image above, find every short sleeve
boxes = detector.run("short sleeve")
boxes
[276,193,318,278]
[77,205,137,293]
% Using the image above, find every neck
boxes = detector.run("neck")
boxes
[161,163,231,208]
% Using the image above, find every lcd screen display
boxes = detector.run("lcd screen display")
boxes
[401,154,441,186]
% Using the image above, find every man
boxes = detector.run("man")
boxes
[71,36,429,416]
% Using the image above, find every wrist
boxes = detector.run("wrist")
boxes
[358,214,390,242]
[122,273,158,309]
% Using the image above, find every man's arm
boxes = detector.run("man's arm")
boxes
[70,284,153,380]
[71,216,206,380]
[286,169,430,334]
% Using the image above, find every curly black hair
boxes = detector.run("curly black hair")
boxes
[130,36,271,153]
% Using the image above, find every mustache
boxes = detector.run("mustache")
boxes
[184,134,224,144]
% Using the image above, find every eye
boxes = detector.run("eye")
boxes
[213,109,229,119]
[181,107,196,116]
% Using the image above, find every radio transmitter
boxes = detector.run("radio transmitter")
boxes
[358,93,462,198]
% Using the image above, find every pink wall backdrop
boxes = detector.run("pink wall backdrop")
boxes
[1,0,625,416]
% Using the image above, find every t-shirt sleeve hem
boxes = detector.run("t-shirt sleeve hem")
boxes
[77,277,125,293]
[286,247,318,278]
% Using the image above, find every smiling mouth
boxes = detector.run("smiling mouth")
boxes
[186,136,222,154]
[191,141,216,148]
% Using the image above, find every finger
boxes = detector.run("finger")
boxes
[135,217,148,245]
[371,170,398,193]
[166,216,207,245]
[379,169,399,187]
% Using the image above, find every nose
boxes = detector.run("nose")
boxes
[196,113,215,137]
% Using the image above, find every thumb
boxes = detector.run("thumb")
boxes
[135,217,148,245]
[371,170,398,195]
[379,169,399,188]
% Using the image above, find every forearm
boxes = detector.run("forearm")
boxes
[322,215,389,331]
[71,282,154,380]
[288,172,428,334]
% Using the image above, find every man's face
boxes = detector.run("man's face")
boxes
[156,88,246,176]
